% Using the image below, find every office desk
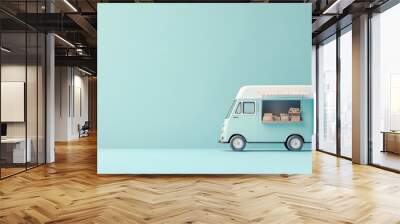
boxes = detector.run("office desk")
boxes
[1,138,31,163]
[382,131,400,154]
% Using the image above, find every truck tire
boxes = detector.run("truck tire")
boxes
[230,135,246,151]
[285,135,303,151]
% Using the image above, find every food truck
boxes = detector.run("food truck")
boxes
[219,85,313,151]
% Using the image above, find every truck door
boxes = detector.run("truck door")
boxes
[230,101,258,141]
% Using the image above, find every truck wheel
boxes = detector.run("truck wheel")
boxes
[285,135,303,151]
[230,135,246,151]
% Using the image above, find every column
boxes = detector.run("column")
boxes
[352,14,369,164]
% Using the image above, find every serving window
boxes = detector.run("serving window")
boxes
[262,100,301,123]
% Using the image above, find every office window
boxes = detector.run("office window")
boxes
[390,75,400,130]
[235,102,242,114]
[371,3,400,171]
[243,102,255,114]
[317,36,337,154]
[340,28,352,158]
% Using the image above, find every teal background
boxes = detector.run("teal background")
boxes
[98,4,312,174]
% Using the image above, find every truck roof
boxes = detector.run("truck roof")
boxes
[235,85,313,99]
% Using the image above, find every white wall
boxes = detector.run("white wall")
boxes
[1,65,43,137]
[55,67,89,141]
[71,73,89,138]
[1,66,26,141]
[55,67,70,141]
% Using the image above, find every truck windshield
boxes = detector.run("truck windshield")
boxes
[225,100,236,119]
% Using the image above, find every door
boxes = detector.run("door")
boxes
[229,101,258,142]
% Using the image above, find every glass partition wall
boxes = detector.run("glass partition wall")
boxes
[0,31,27,177]
[317,35,337,155]
[0,4,46,179]
[339,28,352,159]
[316,27,352,159]
[316,0,400,171]
[370,3,400,171]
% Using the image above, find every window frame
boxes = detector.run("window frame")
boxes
[316,25,353,161]
[243,101,256,115]
[235,102,242,114]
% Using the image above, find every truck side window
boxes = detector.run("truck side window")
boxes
[243,102,255,114]
[235,102,242,114]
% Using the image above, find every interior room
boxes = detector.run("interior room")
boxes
[0,29,46,178]
[0,0,400,223]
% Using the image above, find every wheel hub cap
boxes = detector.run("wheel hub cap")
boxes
[290,138,301,149]
[233,138,244,148]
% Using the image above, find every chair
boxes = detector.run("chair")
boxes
[79,121,90,138]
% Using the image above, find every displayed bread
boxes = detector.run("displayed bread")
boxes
[290,116,301,122]
[262,113,273,122]
[262,108,301,122]
[288,107,300,114]
[280,113,289,121]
